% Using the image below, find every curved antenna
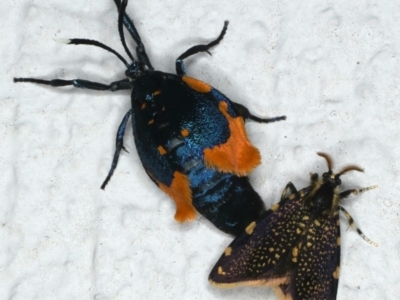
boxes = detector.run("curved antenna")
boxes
[114,0,142,43]
[55,38,129,67]
[118,0,135,62]
[317,152,333,171]
[338,165,364,176]
[114,0,154,70]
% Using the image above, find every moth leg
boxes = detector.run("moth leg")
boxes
[281,182,297,200]
[233,102,286,123]
[101,110,133,189]
[14,78,132,92]
[176,21,229,75]
[309,172,319,188]
[339,185,378,198]
[339,206,378,247]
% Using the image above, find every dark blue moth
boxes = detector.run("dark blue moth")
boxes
[209,153,377,299]
[14,0,285,235]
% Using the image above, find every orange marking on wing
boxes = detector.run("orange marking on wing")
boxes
[181,128,190,137]
[141,103,146,110]
[153,90,161,96]
[182,76,212,93]
[203,101,261,176]
[158,145,167,155]
[157,171,196,222]
[148,119,154,125]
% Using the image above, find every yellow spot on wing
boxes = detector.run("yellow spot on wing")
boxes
[333,266,340,279]
[271,203,280,211]
[217,266,226,275]
[292,247,299,263]
[245,221,257,234]
[224,247,232,256]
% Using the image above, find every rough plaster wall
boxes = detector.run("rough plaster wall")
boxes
[2,0,400,299]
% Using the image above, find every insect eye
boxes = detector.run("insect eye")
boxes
[322,172,329,178]
[335,177,342,185]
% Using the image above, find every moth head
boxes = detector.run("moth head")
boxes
[317,152,364,188]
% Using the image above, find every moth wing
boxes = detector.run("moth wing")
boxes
[209,190,308,287]
[209,187,340,300]
[279,212,340,300]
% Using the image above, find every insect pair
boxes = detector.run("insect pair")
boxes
[14,0,377,299]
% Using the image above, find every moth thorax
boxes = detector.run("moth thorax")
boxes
[307,183,335,217]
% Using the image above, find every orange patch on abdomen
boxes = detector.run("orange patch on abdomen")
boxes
[182,76,212,93]
[157,171,197,222]
[203,101,261,176]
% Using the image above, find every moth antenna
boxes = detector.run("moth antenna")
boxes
[339,165,364,176]
[118,0,135,61]
[54,38,129,67]
[316,152,333,171]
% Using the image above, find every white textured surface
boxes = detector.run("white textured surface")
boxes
[2,0,400,299]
